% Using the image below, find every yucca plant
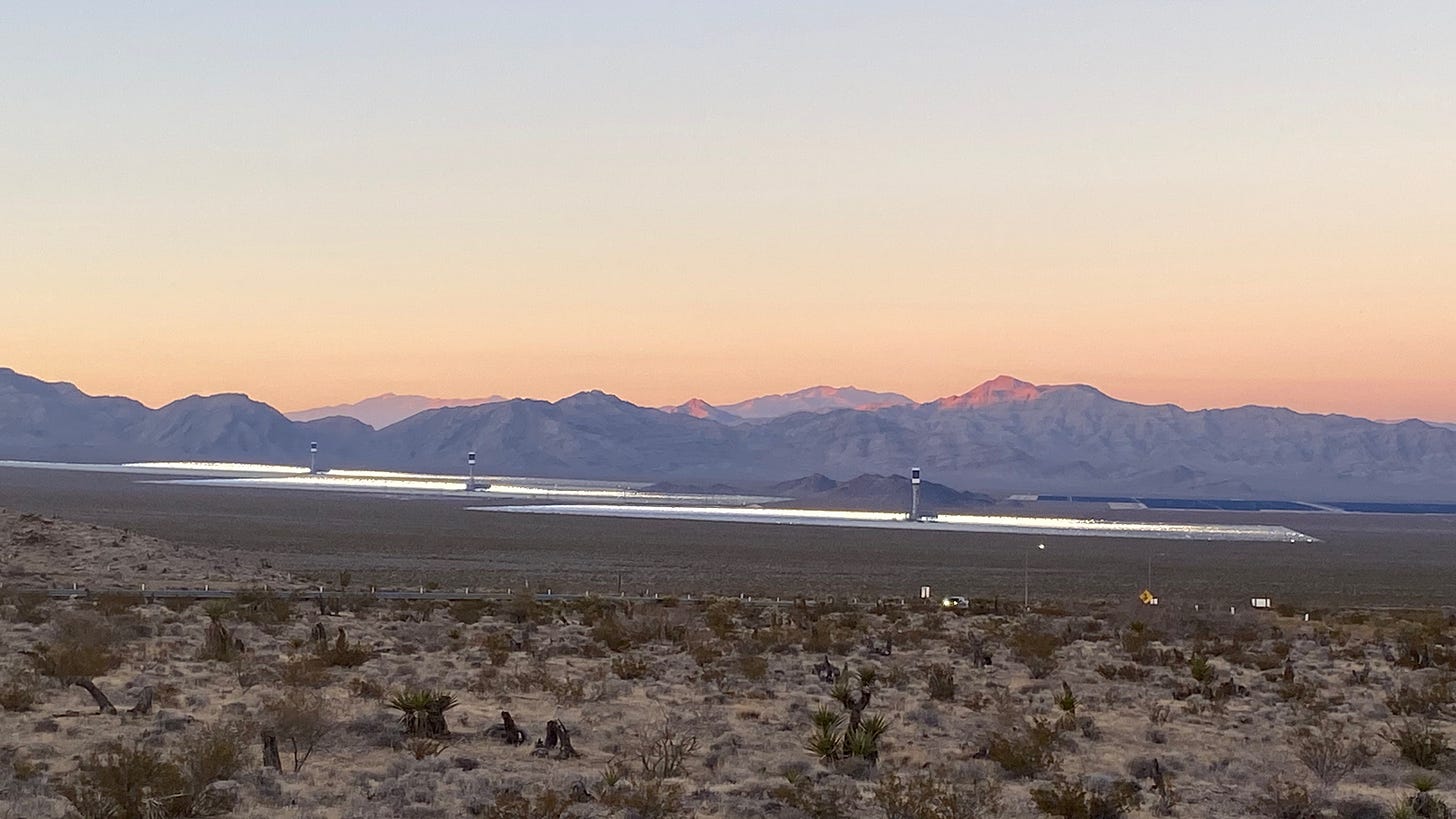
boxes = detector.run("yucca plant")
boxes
[844,714,890,763]
[810,705,844,733]
[387,689,458,738]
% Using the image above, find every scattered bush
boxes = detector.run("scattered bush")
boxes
[873,768,1003,818]
[405,737,448,760]
[1031,776,1141,819]
[740,654,769,681]
[199,614,240,662]
[1190,655,1216,685]
[1386,719,1453,769]
[449,599,490,624]
[0,671,40,711]
[93,592,146,617]
[349,677,386,699]
[234,588,292,625]
[772,772,861,818]
[597,775,684,818]
[1391,775,1451,819]
[1255,775,1323,819]
[317,627,373,667]
[177,720,250,808]
[985,717,1058,778]
[1056,681,1079,716]
[58,743,187,819]
[277,656,329,688]
[1386,680,1456,718]
[484,786,576,819]
[926,663,955,701]
[1010,626,1060,678]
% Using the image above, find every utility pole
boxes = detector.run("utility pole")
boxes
[1025,543,1045,610]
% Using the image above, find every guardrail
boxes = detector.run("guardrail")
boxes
[29,586,874,607]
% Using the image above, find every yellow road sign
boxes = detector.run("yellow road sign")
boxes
[1139,589,1155,605]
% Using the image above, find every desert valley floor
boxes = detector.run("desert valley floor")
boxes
[1,466,1454,818]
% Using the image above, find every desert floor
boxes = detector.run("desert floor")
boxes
[2,466,1454,605]
[3,507,1456,818]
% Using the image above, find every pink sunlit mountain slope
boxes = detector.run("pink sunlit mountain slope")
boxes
[660,399,742,424]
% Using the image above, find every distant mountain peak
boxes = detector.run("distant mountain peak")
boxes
[931,375,1097,409]
[723,385,914,419]
[934,376,1042,408]
[661,398,740,423]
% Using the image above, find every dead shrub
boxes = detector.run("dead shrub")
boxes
[260,688,333,773]
[873,768,1003,818]
[1294,723,1371,787]
[636,723,698,778]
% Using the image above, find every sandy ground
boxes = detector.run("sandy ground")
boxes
[2,509,1455,818]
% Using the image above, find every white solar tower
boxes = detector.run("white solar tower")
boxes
[910,467,921,521]
[467,451,477,491]
[309,442,318,474]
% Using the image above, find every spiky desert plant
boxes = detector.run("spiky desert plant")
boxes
[806,706,845,762]
[388,689,458,738]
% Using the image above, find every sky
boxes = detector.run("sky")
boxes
[2,2,1453,420]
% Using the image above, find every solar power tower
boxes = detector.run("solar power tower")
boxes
[911,467,922,520]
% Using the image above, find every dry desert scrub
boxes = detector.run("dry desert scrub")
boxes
[1,567,1455,818]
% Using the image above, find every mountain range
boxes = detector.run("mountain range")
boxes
[659,385,915,423]
[286,393,507,429]
[3,366,1456,501]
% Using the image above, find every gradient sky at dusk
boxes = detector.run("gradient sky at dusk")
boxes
[4,3,1454,420]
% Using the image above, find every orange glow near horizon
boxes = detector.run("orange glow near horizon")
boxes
[4,5,1454,422]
